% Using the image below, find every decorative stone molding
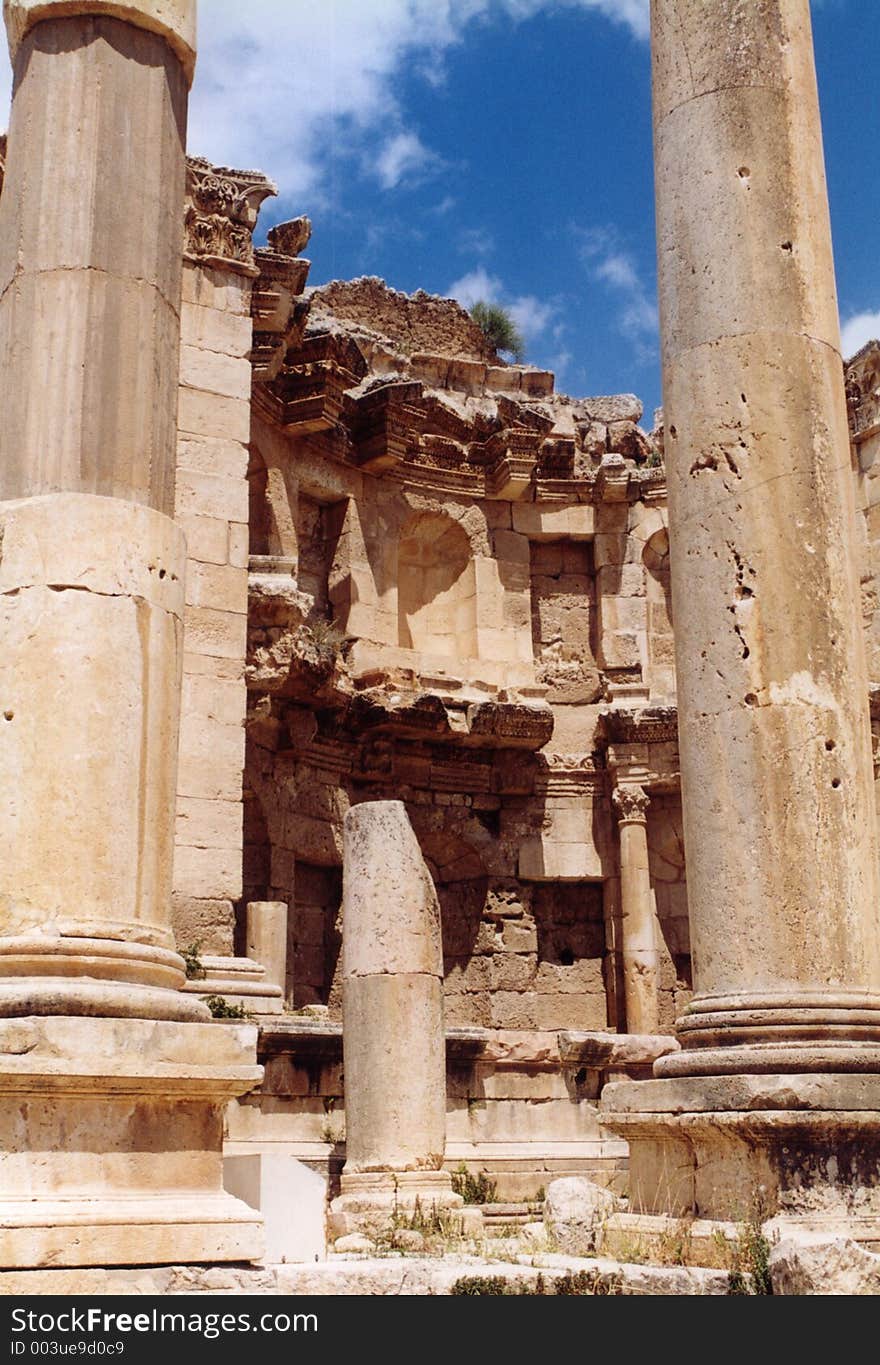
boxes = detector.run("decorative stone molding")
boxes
[845,341,880,443]
[184,157,277,277]
[602,704,679,746]
[612,784,650,823]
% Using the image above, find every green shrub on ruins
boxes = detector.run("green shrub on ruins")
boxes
[469,301,525,362]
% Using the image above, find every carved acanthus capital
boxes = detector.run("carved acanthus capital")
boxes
[612,783,649,823]
[184,157,277,277]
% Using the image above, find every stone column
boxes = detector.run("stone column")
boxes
[650,0,880,1075]
[246,901,288,998]
[602,0,880,1225]
[612,785,660,1035]
[0,0,264,1267]
[330,801,469,1240]
[0,0,200,1017]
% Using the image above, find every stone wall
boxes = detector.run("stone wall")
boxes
[172,259,253,954]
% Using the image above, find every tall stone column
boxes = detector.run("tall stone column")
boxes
[0,0,201,1016]
[603,0,880,1225]
[329,802,471,1240]
[652,0,880,1074]
[0,0,263,1267]
[612,785,660,1035]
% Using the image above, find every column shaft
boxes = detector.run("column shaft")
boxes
[341,801,447,1175]
[614,786,660,1034]
[652,0,880,1073]
[0,0,200,1018]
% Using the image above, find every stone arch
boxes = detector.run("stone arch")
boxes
[397,510,477,658]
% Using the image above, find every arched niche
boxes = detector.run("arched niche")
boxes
[644,526,675,696]
[397,511,477,658]
[247,445,271,556]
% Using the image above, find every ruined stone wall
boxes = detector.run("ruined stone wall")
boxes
[308,277,495,361]
[242,736,616,1031]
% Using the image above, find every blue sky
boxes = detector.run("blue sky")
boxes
[3,1,877,420]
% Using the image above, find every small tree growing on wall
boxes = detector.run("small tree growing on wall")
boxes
[470,301,525,363]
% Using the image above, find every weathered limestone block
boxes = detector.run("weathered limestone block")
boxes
[543,1177,620,1255]
[769,1237,880,1295]
[0,1015,262,1267]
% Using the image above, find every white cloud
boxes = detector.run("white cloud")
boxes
[578,225,657,354]
[507,294,556,341]
[447,266,503,308]
[447,267,557,343]
[596,252,641,292]
[0,2,648,206]
[456,226,495,257]
[841,310,880,360]
[373,131,437,189]
[186,2,648,201]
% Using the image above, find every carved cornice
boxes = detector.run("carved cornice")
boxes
[184,157,277,277]
[612,784,650,822]
[601,705,679,746]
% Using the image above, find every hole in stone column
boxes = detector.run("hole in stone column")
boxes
[741,393,747,403]
[669,425,677,438]
[781,240,793,252]
[744,693,757,706]
[3,711,12,721]
[738,166,750,178]
[158,569,166,580]
[832,778,841,789]
[826,739,836,751]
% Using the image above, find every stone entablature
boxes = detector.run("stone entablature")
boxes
[257,297,662,499]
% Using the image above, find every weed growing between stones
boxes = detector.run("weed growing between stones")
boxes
[203,994,250,1020]
[450,1164,498,1205]
[181,941,205,980]
[716,1196,774,1295]
[449,1270,622,1295]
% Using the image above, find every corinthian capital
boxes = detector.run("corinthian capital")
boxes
[184,157,277,277]
[612,783,649,823]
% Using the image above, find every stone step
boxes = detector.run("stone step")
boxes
[480,1202,543,1234]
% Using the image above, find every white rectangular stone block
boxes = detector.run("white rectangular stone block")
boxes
[223,1154,327,1264]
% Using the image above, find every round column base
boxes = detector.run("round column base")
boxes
[0,976,209,1022]
[662,992,880,1075]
